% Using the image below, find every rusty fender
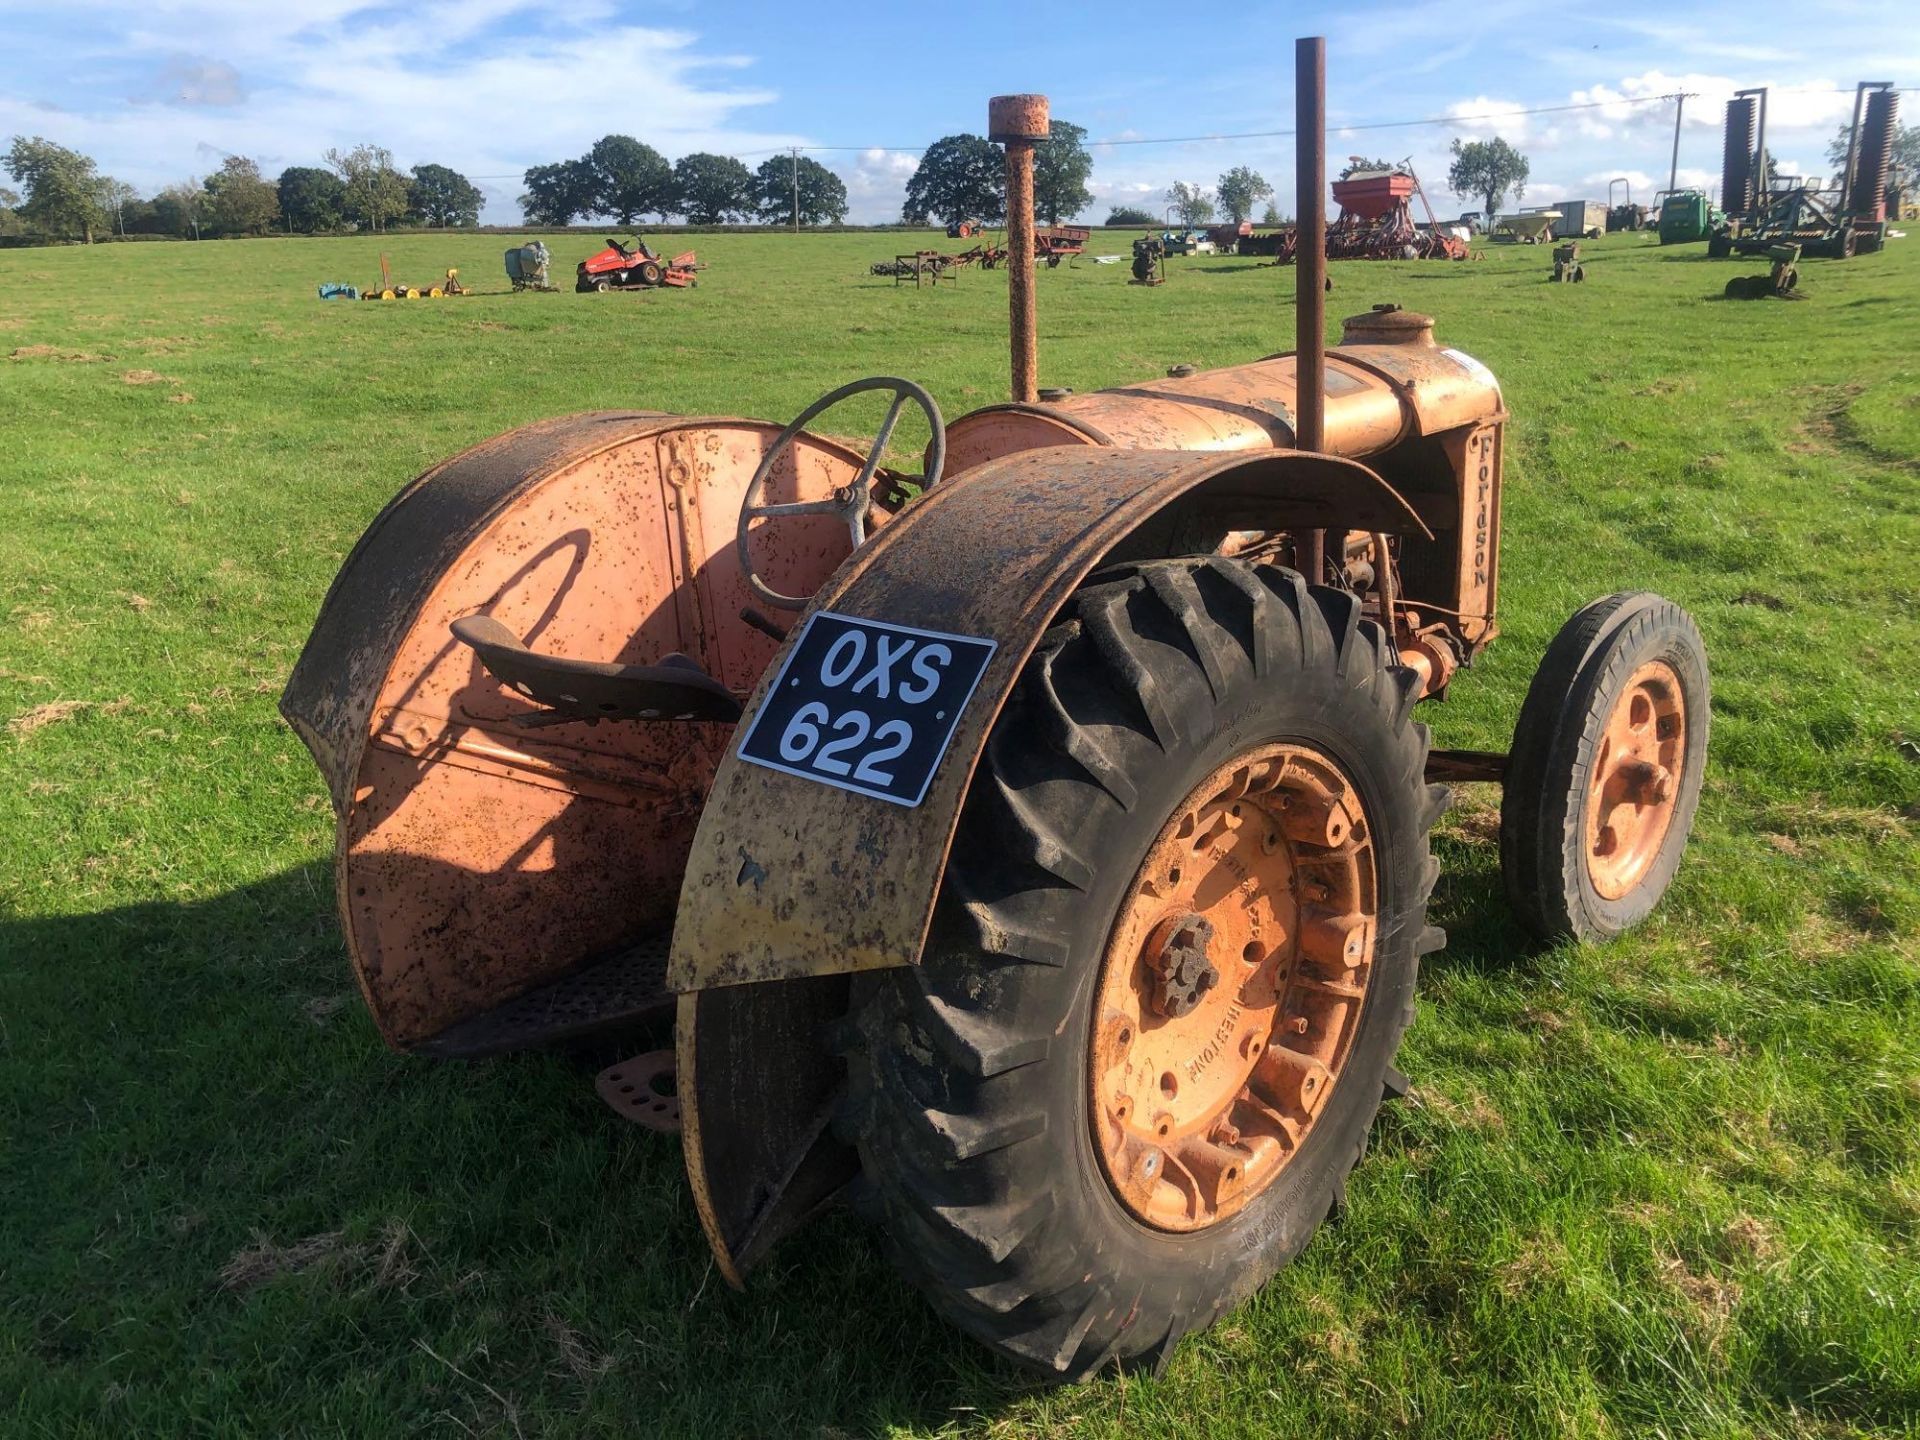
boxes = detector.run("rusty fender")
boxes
[667,444,1431,993]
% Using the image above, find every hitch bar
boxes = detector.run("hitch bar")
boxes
[450,615,742,726]
[1425,748,1508,784]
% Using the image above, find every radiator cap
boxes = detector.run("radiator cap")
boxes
[1340,303,1436,347]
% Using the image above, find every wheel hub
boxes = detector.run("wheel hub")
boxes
[1146,913,1220,1018]
[1586,660,1687,900]
[1090,742,1379,1232]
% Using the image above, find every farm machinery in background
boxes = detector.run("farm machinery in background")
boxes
[1551,202,1608,241]
[281,43,1709,1382]
[873,223,1089,281]
[1214,164,1465,265]
[1129,231,1167,283]
[1491,208,1561,244]
[504,241,557,292]
[1658,190,1722,244]
[316,254,466,301]
[577,236,702,291]
[994,224,1090,268]
[1207,222,1304,261]
[1710,82,1899,259]
[1607,179,1653,232]
[1326,164,1468,259]
[1723,243,1803,300]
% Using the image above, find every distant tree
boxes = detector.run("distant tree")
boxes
[409,163,482,227]
[1034,120,1094,223]
[902,134,1004,225]
[1826,118,1920,194]
[153,180,205,239]
[1338,156,1396,180]
[671,152,754,224]
[4,136,104,241]
[588,135,673,225]
[1166,180,1215,226]
[1259,200,1283,224]
[520,159,598,226]
[1215,166,1271,223]
[118,196,162,235]
[203,155,279,236]
[1104,204,1158,226]
[324,144,409,231]
[0,184,22,237]
[96,177,139,236]
[1447,137,1529,220]
[753,154,848,226]
[277,166,346,232]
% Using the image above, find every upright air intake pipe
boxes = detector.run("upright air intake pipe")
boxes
[990,94,1050,404]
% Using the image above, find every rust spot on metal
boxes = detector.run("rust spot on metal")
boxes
[990,93,1049,404]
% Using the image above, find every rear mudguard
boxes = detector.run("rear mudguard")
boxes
[280,411,869,1052]
[668,444,1428,993]
[673,443,1430,1284]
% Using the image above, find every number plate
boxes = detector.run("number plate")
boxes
[737,613,997,807]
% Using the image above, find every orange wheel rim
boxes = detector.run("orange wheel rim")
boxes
[1585,660,1686,900]
[1090,743,1378,1232]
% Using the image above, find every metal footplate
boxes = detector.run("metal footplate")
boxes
[412,935,674,1058]
[450,615,742,726]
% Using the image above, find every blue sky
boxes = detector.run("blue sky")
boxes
[2,0,1911,223]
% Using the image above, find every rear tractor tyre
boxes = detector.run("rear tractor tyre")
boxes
[593,278,612,293]
[845,558,1446,1379]
[1499,592,1709,944]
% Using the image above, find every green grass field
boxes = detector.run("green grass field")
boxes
[3,227,1918,1438]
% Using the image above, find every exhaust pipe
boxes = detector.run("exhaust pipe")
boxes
[1294,35,1328,583]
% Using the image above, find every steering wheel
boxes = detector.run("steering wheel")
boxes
[736,376,945,611]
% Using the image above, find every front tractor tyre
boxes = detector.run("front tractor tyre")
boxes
[845,558,1447,1379]
[1500,592,1709,943]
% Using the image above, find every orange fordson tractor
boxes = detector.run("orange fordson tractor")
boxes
[282,46,1708,1379]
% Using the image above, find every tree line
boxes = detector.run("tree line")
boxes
[515,136,850,227]
[515,122,1099,230]
[44,116,1902,243]
[2,137,485,240]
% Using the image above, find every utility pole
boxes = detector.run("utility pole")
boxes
[1668,92,1690,195]
[791,146,799,233]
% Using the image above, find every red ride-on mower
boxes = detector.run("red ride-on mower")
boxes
[576,236,702,292]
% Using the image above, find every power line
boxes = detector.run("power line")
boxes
[730,90,1700,162]
[461,83,1907,189]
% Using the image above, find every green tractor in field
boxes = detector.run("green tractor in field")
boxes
[1658,190,1724,245]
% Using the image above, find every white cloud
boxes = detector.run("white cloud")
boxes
[1,4,803,221]
[143,57,247,107]
[1443,97,1532,143]
[832,147,919,220]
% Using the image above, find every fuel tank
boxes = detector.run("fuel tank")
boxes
[944,306,1502,474]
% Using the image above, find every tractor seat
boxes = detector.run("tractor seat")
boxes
[450,615,741,725]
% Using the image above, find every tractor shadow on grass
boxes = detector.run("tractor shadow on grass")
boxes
[0,861,1052,1433]
[1420,784,1551,980]
[5,797,1554,1431]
